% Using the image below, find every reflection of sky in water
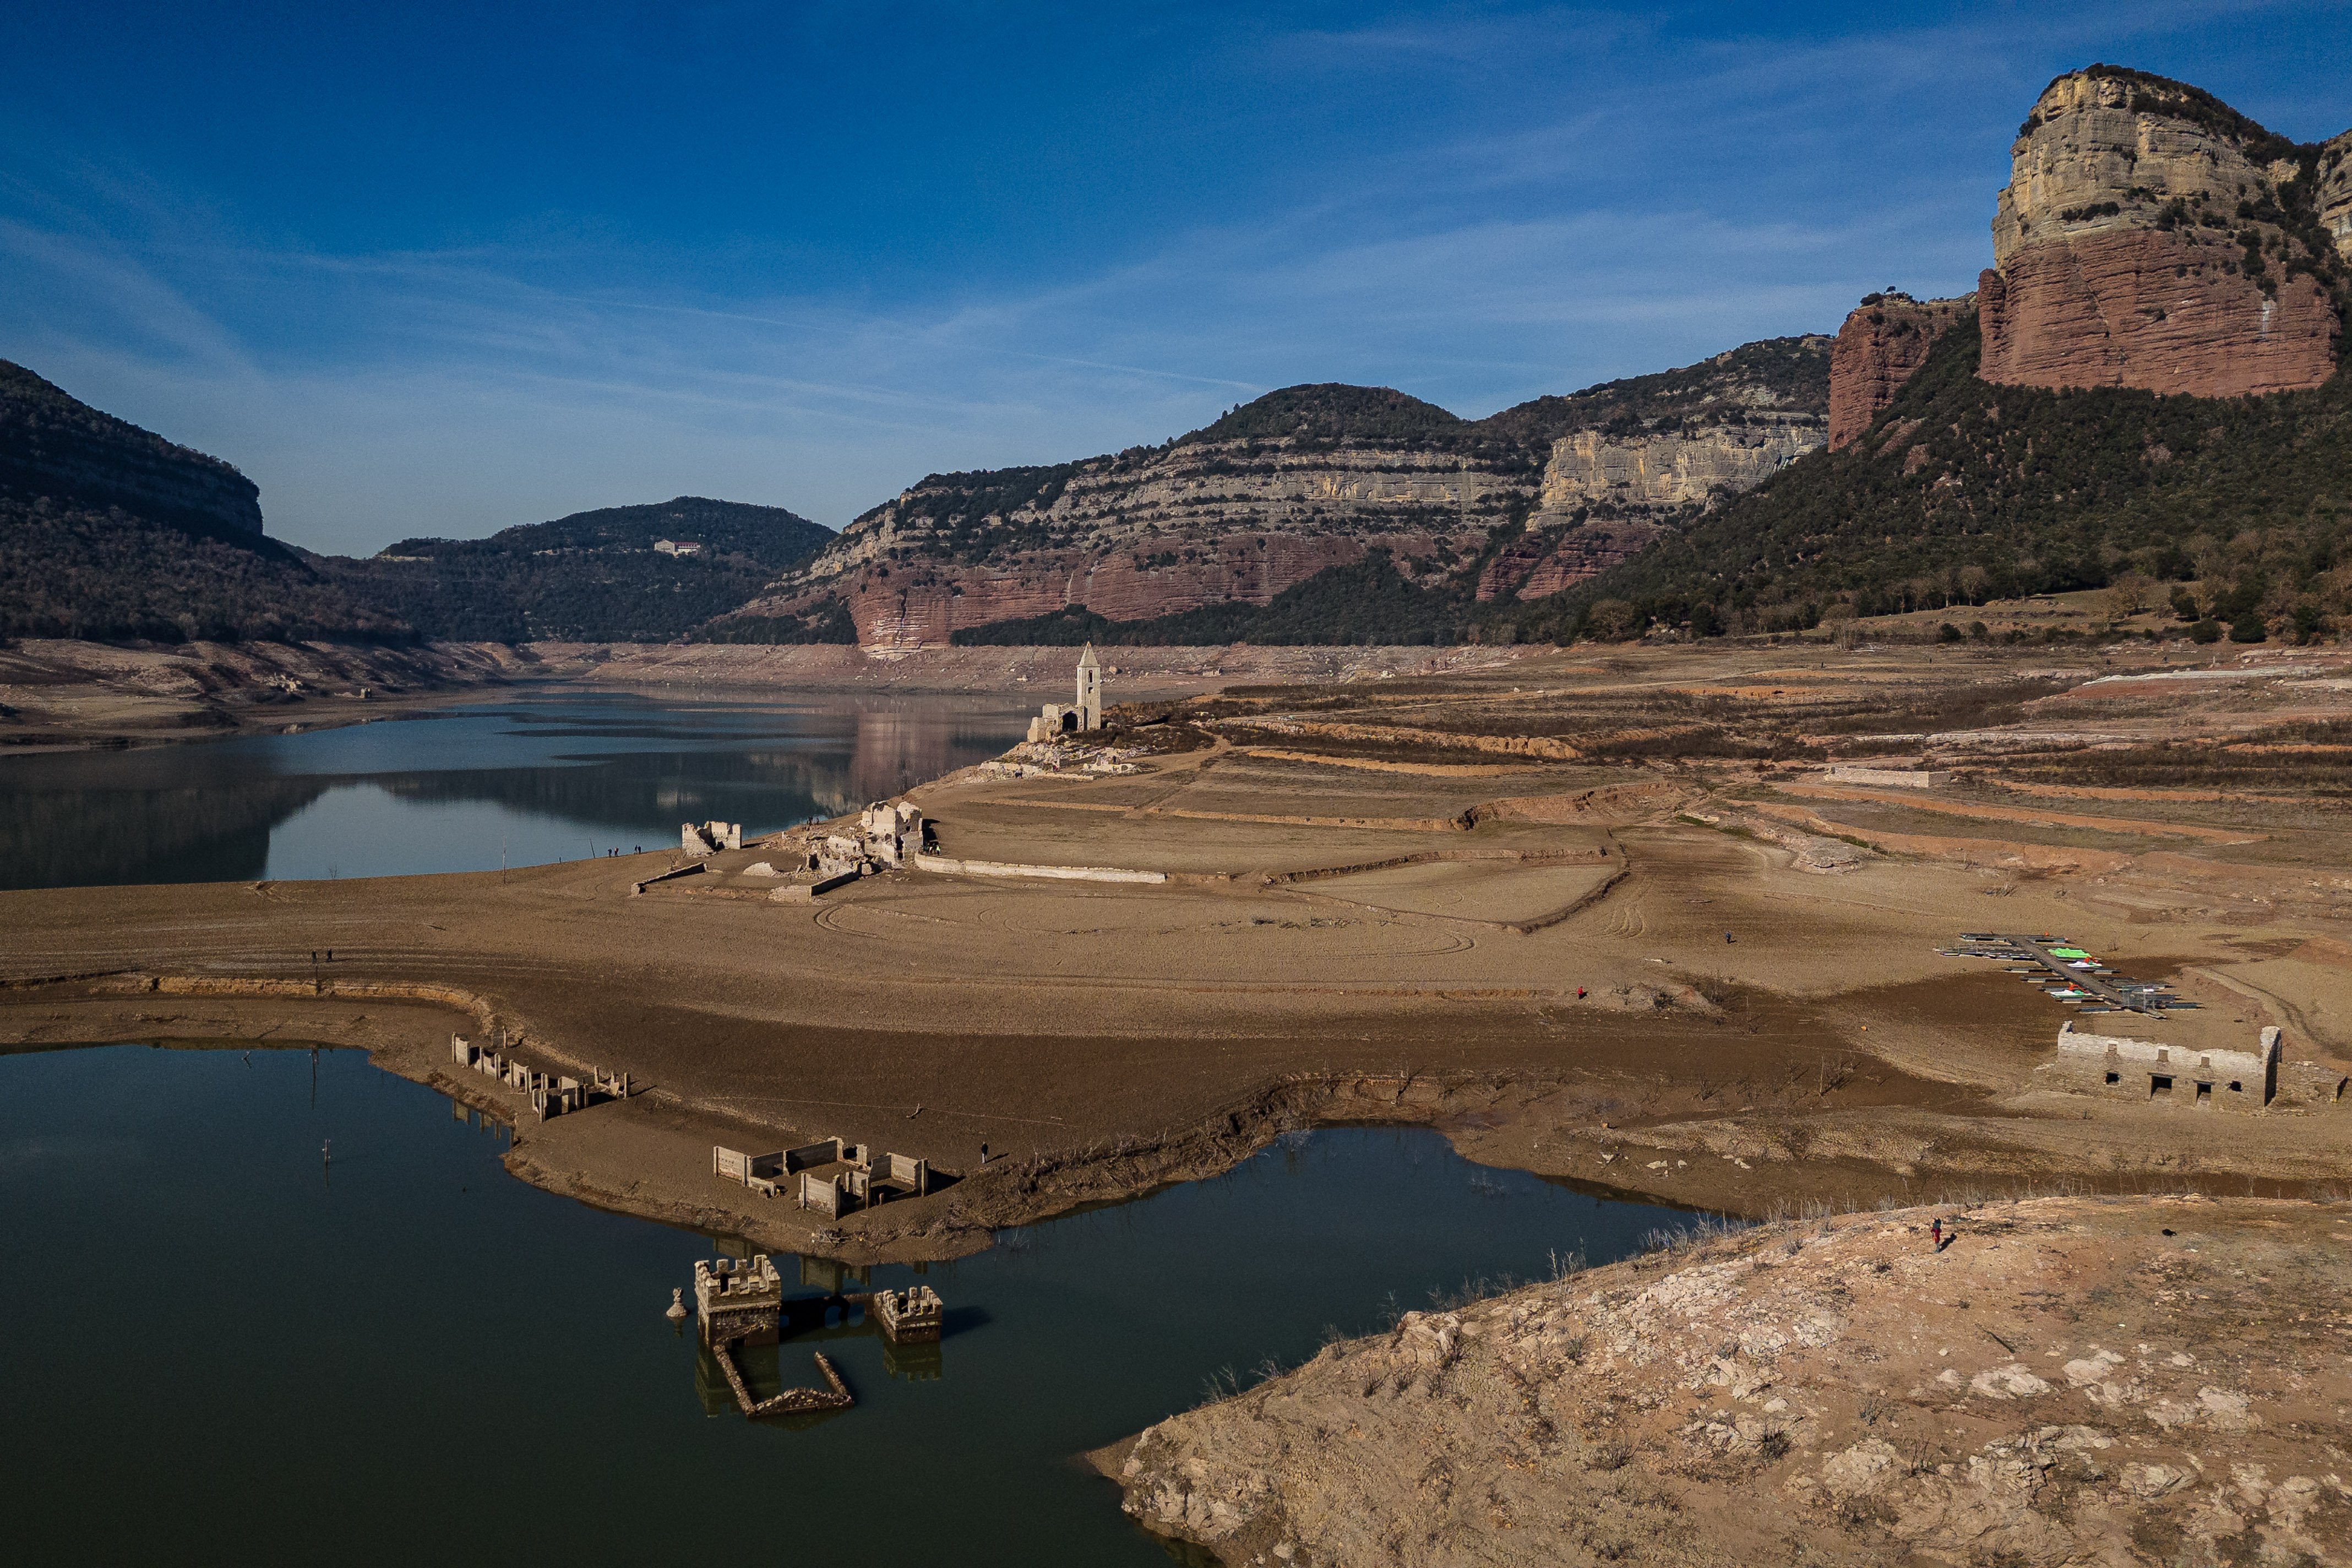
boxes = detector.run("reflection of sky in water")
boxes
[260,784,661,881]
[2,1043,1697,1565]
[0,690,1031,889]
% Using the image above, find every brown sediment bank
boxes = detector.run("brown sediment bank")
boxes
[1109,1193,2352,1565]
[3,643,2348,1265]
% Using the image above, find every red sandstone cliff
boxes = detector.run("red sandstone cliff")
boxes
[724,344,1830,646]
[1826,293,1972,449]
[1977,68,2346,397]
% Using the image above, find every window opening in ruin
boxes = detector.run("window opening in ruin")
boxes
[2229,1080,2242,1093]
[2104,1071,2120,1085]
[2149,1074,2173,1097]
[2195,1082,2212,1104]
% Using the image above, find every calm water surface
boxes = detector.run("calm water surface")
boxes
[0,689,1031,889]
[0,1044,1692,1566]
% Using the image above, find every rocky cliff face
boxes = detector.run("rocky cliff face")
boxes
[0,360,264,538]
[2323,129,2352,259]
[726,342,1830,646]
[1827,293,1972,449]
[1977,68,2347,398]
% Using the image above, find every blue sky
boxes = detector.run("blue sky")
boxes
[3,2,2346,553]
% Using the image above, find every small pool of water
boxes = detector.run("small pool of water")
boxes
[0,1043,1693,1565]
[0,690,1031,889]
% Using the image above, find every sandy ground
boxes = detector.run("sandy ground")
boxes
[1111,1193,2352,1565]
[2,641,2346,1272]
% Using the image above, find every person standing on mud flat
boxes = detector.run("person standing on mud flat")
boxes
[1930,1217,1943,1250]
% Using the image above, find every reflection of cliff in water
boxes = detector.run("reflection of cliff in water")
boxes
[373,750,849,835]
[0,774,330,889]
[846,707,1011,811]
[0,694,1030,890]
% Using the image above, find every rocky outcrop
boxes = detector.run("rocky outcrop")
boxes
[1827,293,1972,448]
[1118,1196,2352,1566]
[0,359,263,538]
[727,342,1831,646]
[1977,68,2346,397]
[2320,129,2352,261]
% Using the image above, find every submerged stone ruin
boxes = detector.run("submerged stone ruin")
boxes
[688,1253,946,1420]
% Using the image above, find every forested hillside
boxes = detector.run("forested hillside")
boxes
[323,497,834,642]
[1,360,405,642]
[1495,314,2352,643]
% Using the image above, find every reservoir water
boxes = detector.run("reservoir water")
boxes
[0,689,1032,890]
[0,1043,1691,1565]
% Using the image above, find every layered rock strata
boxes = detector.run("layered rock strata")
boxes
[1977,68,2346,397]
[731,344,1830,646]
[1826,293,1972,449]
[2322,129,2352,259]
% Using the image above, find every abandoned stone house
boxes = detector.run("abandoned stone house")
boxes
[712,1136,932,1216]
[859,799,924,867]
[799,799,927,881]
[1025,644,1103,743]
[2045,1022,2349,1111]
[681,820,743,856]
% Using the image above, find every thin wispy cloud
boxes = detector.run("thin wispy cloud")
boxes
[0,1,2342,552]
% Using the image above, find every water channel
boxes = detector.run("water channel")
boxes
[0,688,1033,890]
[0,1043,1687,1565]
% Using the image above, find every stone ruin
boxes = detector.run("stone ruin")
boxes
[690,1254,856,1418]
[450,1032,631,1120]
[796,799,927,884]
[685,1253,948,1419]
[713,1137,931,1217]
[680,820,742,856]
[869,1284,944,1344]
[2043,1022,2348,1112]
[694,1254,786,1346]
[1025,643,1103,743]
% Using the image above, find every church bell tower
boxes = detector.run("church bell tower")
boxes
[1075,643,1102,732]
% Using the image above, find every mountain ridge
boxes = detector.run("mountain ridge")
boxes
[709,336,1832,648]
[320,497,835,643]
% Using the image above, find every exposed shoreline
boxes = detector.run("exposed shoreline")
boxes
[2,640,2346,1270]
[1110,1191,2352,1565]
[0,636,1540,754]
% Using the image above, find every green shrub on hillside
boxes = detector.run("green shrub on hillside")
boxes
[1493,313,2351,644]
